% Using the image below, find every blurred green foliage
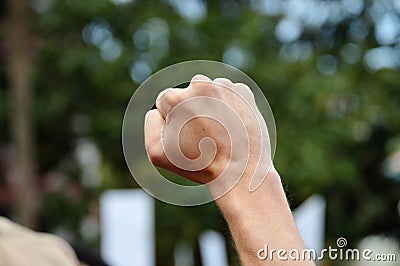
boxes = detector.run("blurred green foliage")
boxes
[0,0,399,265]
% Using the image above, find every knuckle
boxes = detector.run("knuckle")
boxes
[156,88,171,102]
[156,89,183,107]
[191,74,211,82]
[163,90,179,102]
[190,74,213,90]
[167,89,186,105]
[235,83,255,99]
[213,78,233,87]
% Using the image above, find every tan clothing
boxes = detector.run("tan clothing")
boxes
[0,217,80,266]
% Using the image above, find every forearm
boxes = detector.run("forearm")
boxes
[215,169,315,265]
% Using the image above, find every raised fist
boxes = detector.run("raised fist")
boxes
[144,74,273,196]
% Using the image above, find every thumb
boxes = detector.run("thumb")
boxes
[144,109,165,166]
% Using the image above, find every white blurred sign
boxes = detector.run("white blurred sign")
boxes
[293,194,326,253]
[100,189,154,266]
[199,230,228,266]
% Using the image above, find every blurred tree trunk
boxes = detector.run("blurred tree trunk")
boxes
[6,0,39,228]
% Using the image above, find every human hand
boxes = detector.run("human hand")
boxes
[144,74,273,196]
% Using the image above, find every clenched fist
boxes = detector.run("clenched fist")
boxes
[144,74,272,196]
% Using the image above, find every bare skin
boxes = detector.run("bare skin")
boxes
[145,74,315,265]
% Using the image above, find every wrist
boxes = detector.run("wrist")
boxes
[214,167,284,219]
